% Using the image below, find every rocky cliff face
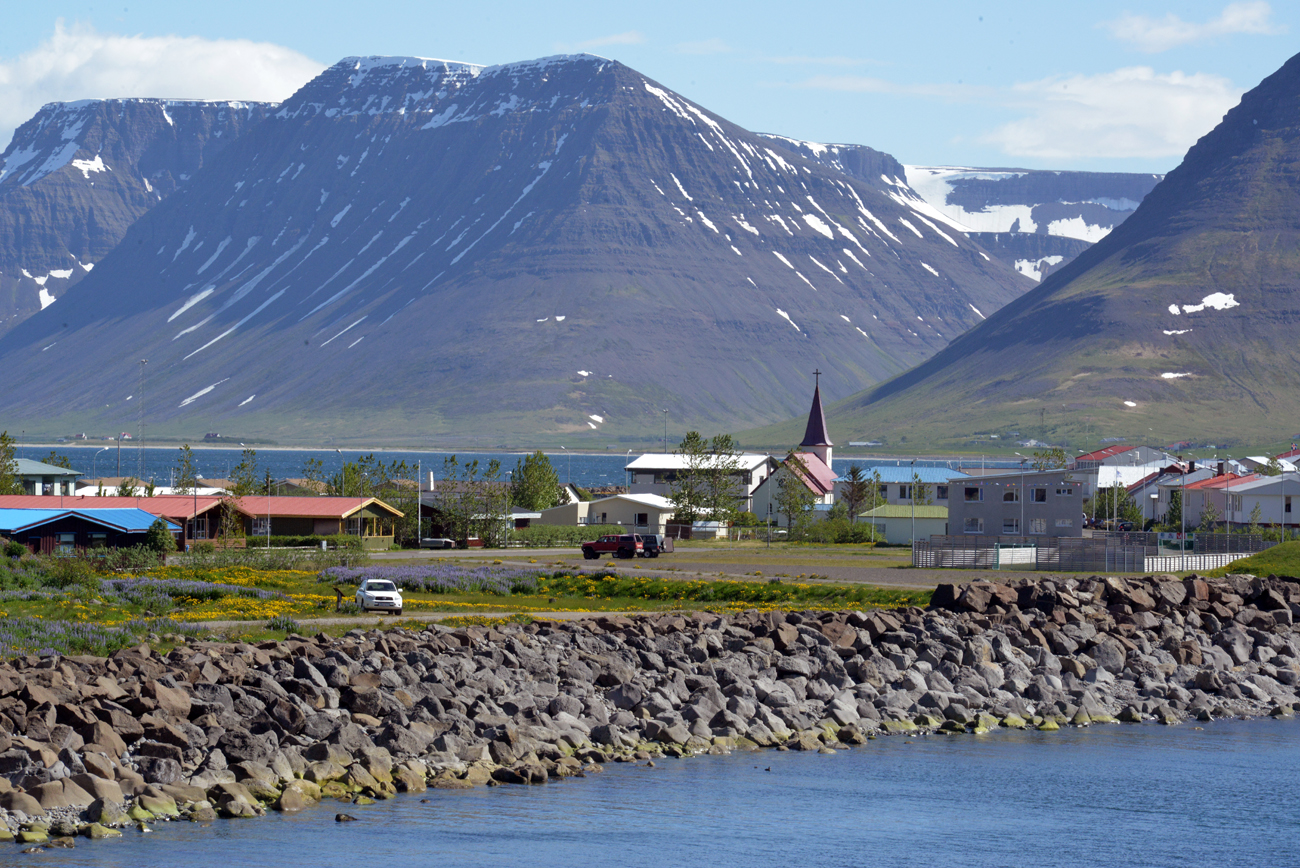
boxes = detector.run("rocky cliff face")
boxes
[0,55,1028,444]
[813,50,1300,449]
[0,99,275,336]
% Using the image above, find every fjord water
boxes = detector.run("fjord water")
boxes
[44,720,1298,868]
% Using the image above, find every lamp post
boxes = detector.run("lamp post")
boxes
[93,447,109,483]
[1014,452,1026,537]
[559,446,570,486]
[909,458,916,548]
[1181,460,1187,573]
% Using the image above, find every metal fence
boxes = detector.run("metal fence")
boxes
[912,533,1263,573]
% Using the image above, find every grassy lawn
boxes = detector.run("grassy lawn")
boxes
[0,556,930,657]
[1205,541,1300,578]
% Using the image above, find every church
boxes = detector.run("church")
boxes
[749,375,839,525]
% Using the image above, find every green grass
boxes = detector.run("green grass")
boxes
[1204,541,1300,578]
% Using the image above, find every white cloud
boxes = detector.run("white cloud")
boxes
[0,20,324,150]
[574,31,645,50]
[674,38,731,56]
[1102,1,1284,52]
[985,67,1243,159]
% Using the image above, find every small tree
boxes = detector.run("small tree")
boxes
[40,451,73,470]
[1199,501,1223,533]
[701,434,742,530]
[144,518,175,554]
[910,472,933,507]
[1248,502,1263,535]
[1164,487,1184,530]
[775,451,817,537]
[1032,446,1069,471]
[669,432,710,525]
[511,451,562,511]
[1258,457,1284,477]
[841,465,870,523]
[174,445,199,496]
[116,477,140,497]
[0,432,20,495]
[302,457,326,492]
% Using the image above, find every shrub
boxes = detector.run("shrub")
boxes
[266,614,300,633]
[43,556,101,591]
[3,540,25,559]
[144,519,177,554]
[245,534,364,551]
[508,525,626,546]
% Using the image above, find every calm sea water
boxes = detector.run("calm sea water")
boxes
[35,719,1299,868]
[32,446,1015,490]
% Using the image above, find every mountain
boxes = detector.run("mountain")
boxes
[904,166,1163,282]
[0,99,275,336]
[0,54,1028,446]
[755,136,1161,283]
[763,50,1300,452]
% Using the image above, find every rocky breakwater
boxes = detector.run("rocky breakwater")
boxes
[1,572,1298,849]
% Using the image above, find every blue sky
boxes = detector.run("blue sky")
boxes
[0,1,1294,172]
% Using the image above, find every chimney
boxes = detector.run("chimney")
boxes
[1218,461,1225,476]
[426,471,436,492]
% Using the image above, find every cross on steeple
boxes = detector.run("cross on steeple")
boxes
[813,369,822,387]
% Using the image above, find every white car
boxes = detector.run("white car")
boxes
[356,579,403,615]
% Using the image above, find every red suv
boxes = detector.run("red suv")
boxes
[581,534,644,560]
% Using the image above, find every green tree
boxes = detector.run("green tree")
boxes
[701,434,742,530]
[144,518,176,554]
[775,451,817,537]
[1032,447,1069,471]
[841,465,871,523]
[115,477,140,497]
[511,451,562,511]
[1162,487,1184,530]
[0,432,20,495]
[1258,457,1284,477]
[910,472,933,507]
[173,445,199,496]
[229,447,261,497]
[1247,502,1263,535]
[669,431,710,524]
[434,455,507,546]
[40,451,73,470]
[1199,501,1223,532]
[302,457,326,493]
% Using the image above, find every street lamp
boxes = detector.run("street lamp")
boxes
[909,458,917,549]
[559,446,570,486]
[93,447,110,483]
[1014,452,1026,537]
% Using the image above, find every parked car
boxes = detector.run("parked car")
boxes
[638,534,674,558]
[581,534,644,559]
[420,537,456,549]
[356,579,403,614]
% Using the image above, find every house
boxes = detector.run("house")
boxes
[0,494,240,549]
[1073,445,1174,471]
[947,468,1086,538]
[0,507,180,554]
[857,504,949,544]
[751,379,838,525]
[1150,464,1224,525]
[836,464,970,508]
[537,492,676,536]
[233,496,404,549]
[1217,472,1300,528]
[77,479,227,497]
[13,459,82,496]
[625,453,775,512]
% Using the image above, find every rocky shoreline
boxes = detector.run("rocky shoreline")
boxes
[1,571,1298,849]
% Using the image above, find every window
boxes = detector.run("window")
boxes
[1003,489,1020,503]
[1056,487,1075,496]
[188,517,208,540]
[346,516,361,536]
[964,487,983,502]
[87,533,108,549]
[1032,488,1047,503]
[1003,518,1021,534]
[877,484,888,497]
[963,518,984,534]
[252,518,270,536]
[1029,518,1047,535]
[899,484,911,500]
[1055,518,1074,528]
[55,532,76,554]
[1287,496,1293,515]
[936,485,949,501]
[634,513,649,527]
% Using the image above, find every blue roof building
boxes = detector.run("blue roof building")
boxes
[0,507,178,554]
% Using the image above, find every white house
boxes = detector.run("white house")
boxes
[537,492,677,535]
[750,380,839,526]
[626,453,775,512]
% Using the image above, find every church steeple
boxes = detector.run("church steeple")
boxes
[800,370,833,467]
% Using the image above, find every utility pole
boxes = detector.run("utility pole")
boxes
[138,359,148,481]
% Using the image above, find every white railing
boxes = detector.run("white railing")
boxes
[1143,553,1251,572]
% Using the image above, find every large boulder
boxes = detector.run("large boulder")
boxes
[31,778,95,810]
